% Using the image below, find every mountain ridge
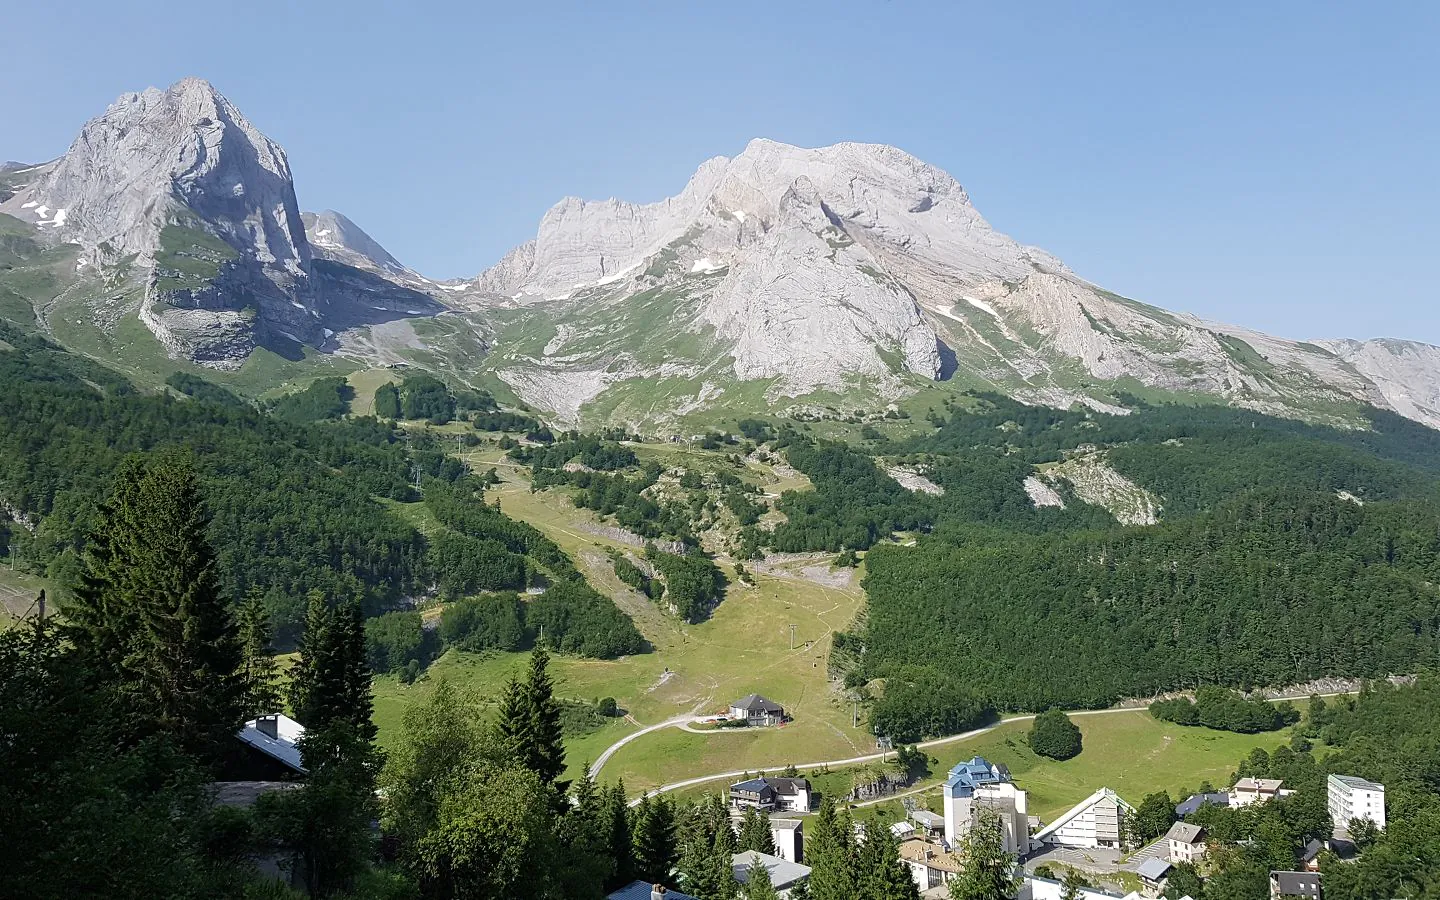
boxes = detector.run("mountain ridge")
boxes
[3,78,1440,432]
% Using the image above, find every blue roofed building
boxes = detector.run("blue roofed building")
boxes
[943,756,1030,854]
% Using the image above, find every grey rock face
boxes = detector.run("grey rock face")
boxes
[0,77,323,361]
[1317,338,1440,429]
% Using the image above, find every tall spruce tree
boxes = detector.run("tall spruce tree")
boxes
[742,857,780,900]
[604,780,636,890]
[238,586,282,716]
[738,806,776,855]
[632,793,679,886]
[289,590,375,743]
[858,825,922,900]
[947,812,1020,900]
[806,799,858,900]
[496,643,566,789]
[67,455,242,760]
[678,794,738,900]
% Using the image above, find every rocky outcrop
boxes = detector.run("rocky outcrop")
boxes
[1317,338,1440,429]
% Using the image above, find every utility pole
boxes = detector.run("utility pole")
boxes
[789,623,797,650]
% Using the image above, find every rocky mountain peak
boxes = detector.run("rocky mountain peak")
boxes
[303,209,408,276]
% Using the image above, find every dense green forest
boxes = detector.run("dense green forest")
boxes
[0,327,640,658]
[853,489,1440,718]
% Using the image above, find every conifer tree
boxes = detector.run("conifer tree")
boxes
[678,795,738,900]
[858,824,921,900]
[605,779,636,890]
[68,455,242,760]
[496,643,566,789]
[289,590,375,742]
[947,812,1020,900]
[633,793,679,886]
[238,586,281,716]
[805,799,858,900]
[742,857,780,900]
[738,806,776,855]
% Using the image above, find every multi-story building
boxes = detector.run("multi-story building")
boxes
[1032,787,1135,850]
[1327,774,1386,832]
[942,756,1030,854]
[1231,778,1287,807]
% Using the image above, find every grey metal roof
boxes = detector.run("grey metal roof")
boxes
[733,851,812,889]
[1175,791,1229,816]
[236,714,307,773]
[607,882,698,900]
[1330,773,1384,791]
[1165,822,1206,844]
[1137,858,1173,881]
[911,809,945,828]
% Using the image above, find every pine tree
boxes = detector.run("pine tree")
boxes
[605,780,636,890]
[288,590,375,743]
[633,793,679,886]
[805,799,857,900]
[742,856,780,900]
[237,586,281,716]
[67,456,242,760]
[1060,868,1087,900]
[558,762,615,897]
[289,589,341,727]
[738,806,776,855]
[858,824,921,900]
[947,812,1020,900]
[496,643,567,789]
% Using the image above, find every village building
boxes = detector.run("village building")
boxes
[1231,777,1287,807]
[728,694,786,726]
[1166,822,1208,863]
[231,713,307,779]
[770,818,803,863]
[1136,858,1173,894]
[1269,871,1322,900]
[897,838,963,892]
[1326,774,1385,832]
[728,776,812,813]
[1032,787,1134,850]
[943,756,1030,854]
[910,809,945,836]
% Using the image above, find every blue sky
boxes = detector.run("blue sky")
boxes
[4,1,1436,342]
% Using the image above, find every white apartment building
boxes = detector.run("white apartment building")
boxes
[1032,787,1135,850]
[1327,774,1386,831]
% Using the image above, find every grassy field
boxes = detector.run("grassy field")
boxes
[370,440,873,787]
[0,566,49,628]
[836,711,1296,835]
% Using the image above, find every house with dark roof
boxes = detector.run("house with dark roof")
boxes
[230,713,307,779]
[729,776,811,812]
[729,694,785,726]
[1175,792,1229,817]
[1165,822,1207,863]
[1270,871,1321,900]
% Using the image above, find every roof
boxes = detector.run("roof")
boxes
[945,756,1011,793]
[911,810,945,828]
[890,821,917,837]
[731,694,784,713]
[1165,822,1207,844]
[1301,839,1325,863]
[1137,858,1173,882]
[1329,773,1384,792]
[1233,777,1284,792]
[1270,871,1322,895]
[766,777,810,795]
[730,778,775,795]
[1175,792,1229,816]
[607,882,699,900]
[1033,788,1136,842]
[236,714,307,773]
[732,851,812,889]
[770,817,802,831]
[897,839,964,874]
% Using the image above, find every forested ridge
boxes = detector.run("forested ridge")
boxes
[0,326,640,658]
